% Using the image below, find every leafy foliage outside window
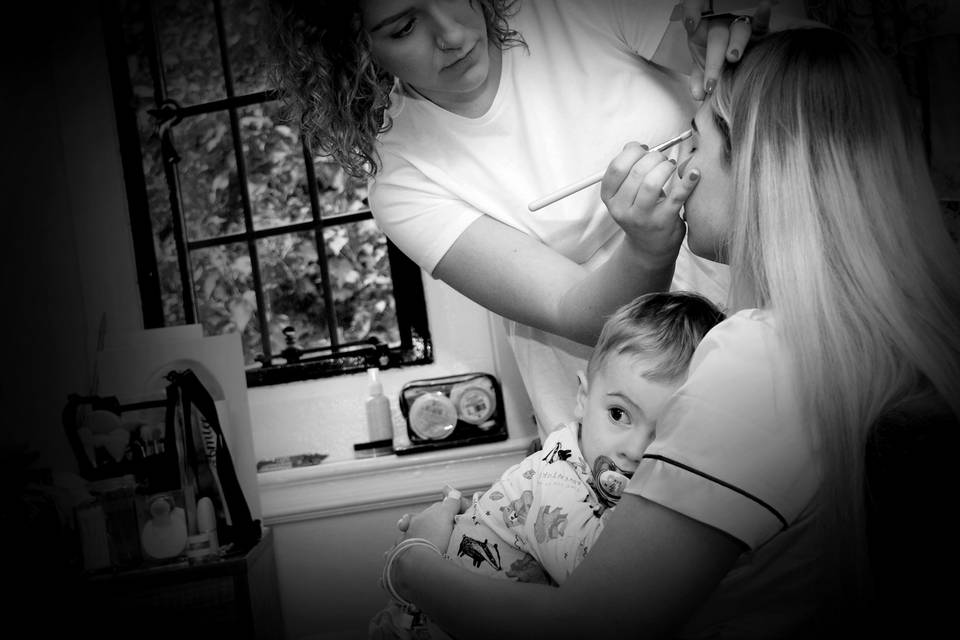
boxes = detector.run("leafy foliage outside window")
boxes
[104,0,432,386]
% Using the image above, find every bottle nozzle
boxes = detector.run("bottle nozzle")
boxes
[368,367,383,394]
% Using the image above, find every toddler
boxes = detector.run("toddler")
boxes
[371,291,725,639]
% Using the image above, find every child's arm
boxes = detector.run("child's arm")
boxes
[517,482,610,585]
[445,470,556,585]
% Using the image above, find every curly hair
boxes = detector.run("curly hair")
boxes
[264,0,526,179]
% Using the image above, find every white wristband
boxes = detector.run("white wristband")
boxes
[379,537,447,614]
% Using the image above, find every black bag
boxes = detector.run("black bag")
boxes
[163,368,261,552]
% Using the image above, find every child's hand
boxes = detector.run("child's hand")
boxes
[601,143,699,269]
[395,486,467,550]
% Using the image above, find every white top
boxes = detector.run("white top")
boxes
[445,422,612,584]
[626,309,823,639]
[370,0,730,436]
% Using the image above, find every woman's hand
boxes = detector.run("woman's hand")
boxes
[680,0,773,100]
[600,143,698,271]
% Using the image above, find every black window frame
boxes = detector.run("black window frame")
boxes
[100,0,433,387]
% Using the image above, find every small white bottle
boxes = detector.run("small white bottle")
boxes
[391,410,412,452]
[365,368,393,442]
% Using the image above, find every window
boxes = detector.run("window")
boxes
[102,0,432,387]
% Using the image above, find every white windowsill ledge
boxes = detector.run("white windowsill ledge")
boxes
[257,438,530,524]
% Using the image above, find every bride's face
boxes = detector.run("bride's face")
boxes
[677,101,736,264]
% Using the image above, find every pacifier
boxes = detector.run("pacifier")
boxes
[593,456,633,506]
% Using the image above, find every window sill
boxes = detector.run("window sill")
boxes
[257,437,531,524]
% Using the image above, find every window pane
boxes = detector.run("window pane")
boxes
[257,232,330,356]
[155,233,187,326]
[108,0,434,384]
[241,102,312,231]
[315,160,370,218]
[223,0,271,96]
[191,242,262,365]
[155,0,226,105]
[175,111,245,241]
[325,221,400,346]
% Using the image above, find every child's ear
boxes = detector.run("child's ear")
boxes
[574,371,588,420]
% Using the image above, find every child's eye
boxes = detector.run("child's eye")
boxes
[608,407,631,425]
[391,18,416,39]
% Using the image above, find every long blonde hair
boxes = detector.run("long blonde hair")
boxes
[714,27,960,606]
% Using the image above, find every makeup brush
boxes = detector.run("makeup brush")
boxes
[528,129,693,212]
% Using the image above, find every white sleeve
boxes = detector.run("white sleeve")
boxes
[625,311,820,549]
[368,152,482,276]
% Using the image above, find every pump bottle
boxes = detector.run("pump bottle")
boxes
[365,368,393,442]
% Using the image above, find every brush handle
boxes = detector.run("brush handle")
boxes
[527,170,606,212]
[527,129,693,212]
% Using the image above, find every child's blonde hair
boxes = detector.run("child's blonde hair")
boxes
[587,291,725,384]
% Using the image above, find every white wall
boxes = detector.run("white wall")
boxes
[2,2,140,471]
[261,442,528,639]
[248,277,536,465]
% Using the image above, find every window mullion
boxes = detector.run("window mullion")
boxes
[186,218,324,251]
[147,0,197,324]
[164,90,279,119]
[213,0,272,361]
[303,141,342,350]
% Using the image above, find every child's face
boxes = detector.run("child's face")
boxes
[575,352,680,496]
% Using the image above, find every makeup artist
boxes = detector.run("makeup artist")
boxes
[265,0,803,440]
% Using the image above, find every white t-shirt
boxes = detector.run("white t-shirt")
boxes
[627,309,823,639]
[370,0,730,437]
